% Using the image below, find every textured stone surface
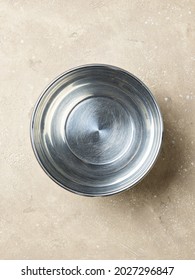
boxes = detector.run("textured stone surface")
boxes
[0,0,194,259]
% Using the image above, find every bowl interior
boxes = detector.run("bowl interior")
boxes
[31,65,163,196]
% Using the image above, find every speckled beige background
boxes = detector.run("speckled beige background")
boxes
[0,0,195,259]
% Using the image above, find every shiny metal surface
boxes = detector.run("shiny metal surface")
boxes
[30,64,163,196]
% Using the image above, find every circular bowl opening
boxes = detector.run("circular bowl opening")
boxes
[30,64,163,196]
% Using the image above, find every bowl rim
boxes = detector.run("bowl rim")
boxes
[30,63,164,197]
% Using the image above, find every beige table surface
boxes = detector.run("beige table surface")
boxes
[0,0,195,259]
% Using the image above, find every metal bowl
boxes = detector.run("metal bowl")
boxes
[30,64,163,196]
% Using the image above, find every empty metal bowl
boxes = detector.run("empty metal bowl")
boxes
[30,64,163,196]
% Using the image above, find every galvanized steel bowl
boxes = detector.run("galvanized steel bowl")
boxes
[30,64,163,196]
